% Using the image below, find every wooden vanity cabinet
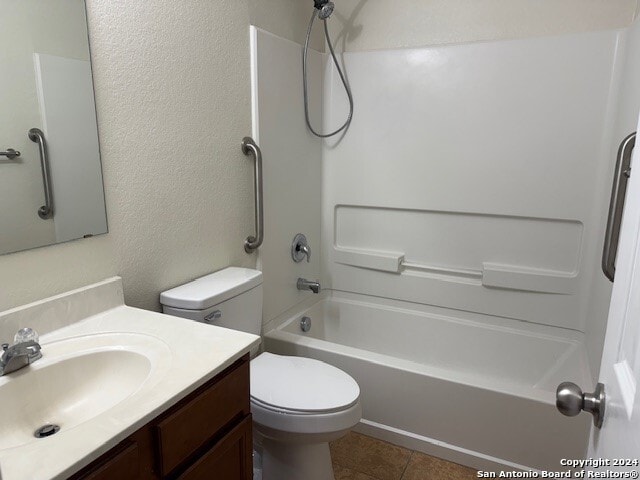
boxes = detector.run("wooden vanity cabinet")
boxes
[69,354,252,480]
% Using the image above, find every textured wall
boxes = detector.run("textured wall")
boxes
[0,0,311,312]
[327,0,638,51]
[2,0,635,314]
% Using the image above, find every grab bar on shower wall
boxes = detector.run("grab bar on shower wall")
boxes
[602,132,635,281]
[28,128,54,219]
[241,137,263,253]
[0,148,21,159]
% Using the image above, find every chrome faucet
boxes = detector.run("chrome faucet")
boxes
[297,278,321,294]
[1,328,42,376]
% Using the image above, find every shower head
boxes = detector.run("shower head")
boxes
[314,0,335,20]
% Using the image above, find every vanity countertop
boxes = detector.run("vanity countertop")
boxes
[0,277,260,480]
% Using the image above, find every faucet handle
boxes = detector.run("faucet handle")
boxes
[14,327,39,345]
[299,244,311,263]
[292,233,312,263]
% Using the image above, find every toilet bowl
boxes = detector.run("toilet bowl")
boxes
[251,352,361,480]
[160,267,362,480]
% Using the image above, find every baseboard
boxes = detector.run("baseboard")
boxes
[354,419,536,474]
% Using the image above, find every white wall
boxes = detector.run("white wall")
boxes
[251,28,324,324]
[321,30,621,332]
[0,0,314,313]
[0,0,89,253]
[327,0,637,51]
[583,14,640,379]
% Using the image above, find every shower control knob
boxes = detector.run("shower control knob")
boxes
[556,382,605,429]
[292,234,311,263]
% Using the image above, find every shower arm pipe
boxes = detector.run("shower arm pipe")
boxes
[602,131,635,281]
[28,128,54,220]
[241,137,264,253]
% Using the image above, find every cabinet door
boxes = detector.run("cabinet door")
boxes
[76,442,140,480]
[178,415,253,480]
[156,358,250,476]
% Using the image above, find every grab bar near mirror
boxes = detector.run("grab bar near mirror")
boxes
[241,137,263,253]
[602,132,635,281]
[0,149,21,159]
[28,128,54,219]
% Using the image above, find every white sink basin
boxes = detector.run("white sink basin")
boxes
[0,277,260,480]
[0,333,171,451]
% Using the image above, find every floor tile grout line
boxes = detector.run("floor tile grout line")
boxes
[333,432,479,480]
[332,459,383,480]
[399,450,414,480]
[332,447,416,480]
[331,432,414,480]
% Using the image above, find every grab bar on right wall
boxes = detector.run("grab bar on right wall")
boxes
[28,128,54,220]
[241,137,263,253]
[602,132,635,281]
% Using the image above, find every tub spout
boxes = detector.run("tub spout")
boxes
[297,278,321,294]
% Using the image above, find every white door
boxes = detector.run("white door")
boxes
[586,121,640,469]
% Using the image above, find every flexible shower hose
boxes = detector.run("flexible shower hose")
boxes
[303,9,354,138]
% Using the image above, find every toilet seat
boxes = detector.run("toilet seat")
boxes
[251,395,362,438]
[250,352,360,413]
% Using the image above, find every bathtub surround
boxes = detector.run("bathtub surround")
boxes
[321,14,640,378]
[0,0,315,313]
[250,27,324,323]
[251,9,640,472]
[321,30,619,332]
[582,15,640,378]
[326,0,638,51]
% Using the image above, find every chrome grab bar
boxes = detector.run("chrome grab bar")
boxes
[241,137,263,253]
[28,128,54,219]
[602,132,635,281]
[0,148,20,159]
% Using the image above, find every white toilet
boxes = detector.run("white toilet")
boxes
[160,267,361,480]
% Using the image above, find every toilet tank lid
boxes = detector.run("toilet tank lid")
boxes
[160,267,263,310]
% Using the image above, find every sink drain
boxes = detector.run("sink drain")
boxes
[34,424,60,438]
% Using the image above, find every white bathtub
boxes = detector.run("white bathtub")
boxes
[263,291,592,472]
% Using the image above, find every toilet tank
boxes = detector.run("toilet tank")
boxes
[160,267,263,335]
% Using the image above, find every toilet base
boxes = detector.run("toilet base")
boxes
[260,438,335,480]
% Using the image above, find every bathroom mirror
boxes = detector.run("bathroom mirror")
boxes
[0,0,107,255]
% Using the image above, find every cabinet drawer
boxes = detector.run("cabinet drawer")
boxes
[155,357,250,476]
[77,442,139,480]
[177,415,252,480]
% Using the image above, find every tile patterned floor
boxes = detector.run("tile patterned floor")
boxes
[330,432,478,480]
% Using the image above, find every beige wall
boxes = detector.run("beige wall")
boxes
[250,0,324,50]
[0,0,312,313]
[2,0,637,313]
[328,0,638,51]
